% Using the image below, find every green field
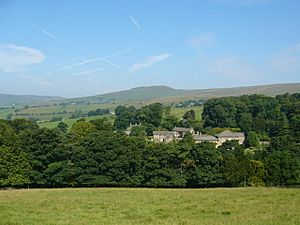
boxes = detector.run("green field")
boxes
[38,115,115,129]
[38,106,202,129]
[0,108,14,119]
[0,103,201,129]
[170,106,203,120]
[0,188,299,225]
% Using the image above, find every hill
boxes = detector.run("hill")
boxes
[183,82,300,99]
[66,86,188,104]
[63,83,300,105]
[0,94,62,106]
[1,82,299,108]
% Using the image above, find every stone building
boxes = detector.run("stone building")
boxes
[215,130,245,147]
[153,131,175,143]
[193,134,218,144]
[153,128,245,147]
[172,127,195,138]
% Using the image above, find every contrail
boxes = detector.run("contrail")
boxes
[42,43,140,77]
[100,58,121,68]
[129,15,141,31]
[69,68,105,77]
[31,24,73,46]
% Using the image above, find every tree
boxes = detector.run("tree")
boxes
[19,128,66,186]
[182,110,196,120]
[50,116,63,122]
[57,122,68,133]
[245,131,259,148]
[138,103,163,127]
[11,118,38,133]
[0,147,32,187]
[0,120,16,147]
[6,113,13,120]
[90,118,113,131]
[183,142,224,187]
[264,150,300,186]
[70,120,96,141]
[238,113,253,132]
[114,106,138,130]
[161,115,179,130]
[247,160,265,186]
[130,126,147,138]
[142,143,186,187]
[70,109,83,119]
[79,131,144,186]
[220,141,249,186]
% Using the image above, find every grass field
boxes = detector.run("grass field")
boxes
[36,106,202,129]
[19,103,115,115]
[170,106,203,120]
[0,103,116,120]
[0,188,299,225]
[0,108,14,119]
[38,115,115,129]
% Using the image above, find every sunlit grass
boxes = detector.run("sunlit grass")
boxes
[170,106,203,120]
[0,187,299,225]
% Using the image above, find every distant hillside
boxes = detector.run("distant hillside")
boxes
[183,83,300,99]
[66,86,188,104]
[64,83,300,105]
[1,83,300,107]
[0,94,62,106]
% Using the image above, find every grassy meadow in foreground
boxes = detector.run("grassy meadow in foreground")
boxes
[0,188,299,225]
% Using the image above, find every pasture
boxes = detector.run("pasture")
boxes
[170,106,203,120]
[0,188,299,225]
[38,114,115,129]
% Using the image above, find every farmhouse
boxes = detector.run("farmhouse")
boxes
[153,128,245,147]
[193,134,218,144]
[172,127,195,138]
[153,131,175,143]
[215,130,245,146]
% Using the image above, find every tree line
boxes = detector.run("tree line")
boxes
[0,93,299,188]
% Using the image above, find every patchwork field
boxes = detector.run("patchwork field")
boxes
[0,103,202,129]
[0,188,299,225]
[38,115,115,129]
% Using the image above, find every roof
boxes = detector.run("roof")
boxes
[172,127,192,132]
[153,131,174,136]
[216,130,244,138]
[193,134,218,141]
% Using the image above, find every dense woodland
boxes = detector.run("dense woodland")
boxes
[0,93,299,188]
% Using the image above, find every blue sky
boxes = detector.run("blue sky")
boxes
[0,0,299,97]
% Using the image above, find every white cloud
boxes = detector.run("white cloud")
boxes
[129,53,172,72]
[129,15,141,31]
[0,44,45,73]
[187,32,216,48]
[270,43,300,73]
[208,57,257,80]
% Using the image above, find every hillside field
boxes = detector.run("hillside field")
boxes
[170,106,203,120]
[38,114,115,129]
[0,188,299,225]
[0,104,202,129]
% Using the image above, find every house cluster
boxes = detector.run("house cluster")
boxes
[153,127,245,147]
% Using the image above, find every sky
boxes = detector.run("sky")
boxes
[0,0,299,97]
